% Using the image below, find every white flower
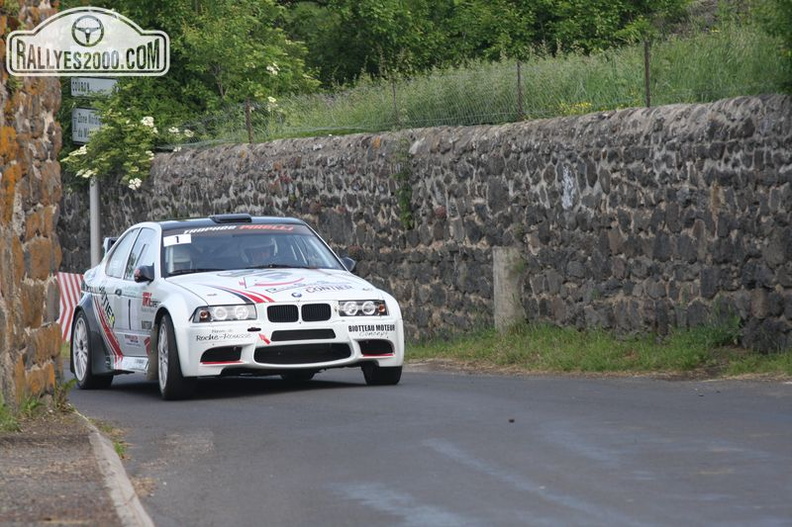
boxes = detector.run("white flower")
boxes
[127,177,142,190]
[168,127,180,134]
[77,168,96,179]
[69,145,87,157]
[266,63,280,75]
[145,150,155,160]
[268,96,277,104]
[183,129,194,138]
[173,146,182,152]
[140,116,155,127]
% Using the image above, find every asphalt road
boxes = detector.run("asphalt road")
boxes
[68,367,792,527]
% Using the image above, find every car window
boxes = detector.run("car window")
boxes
[105,229,139,278]
[124,227,157,280]
[161,224,345,274]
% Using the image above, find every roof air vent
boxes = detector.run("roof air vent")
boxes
[210,213,253,224]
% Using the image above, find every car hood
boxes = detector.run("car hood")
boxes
[167,267,383,305]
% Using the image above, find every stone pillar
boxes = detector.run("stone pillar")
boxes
[493,247,525,331]
[0,4,62,410]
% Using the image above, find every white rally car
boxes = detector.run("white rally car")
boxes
[70,213,404,400]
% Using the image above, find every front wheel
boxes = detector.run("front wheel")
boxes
[71,312,113,389]
[361,363,402,386]
[157,314,196,400]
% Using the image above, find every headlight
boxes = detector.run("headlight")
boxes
[339,300,387,317]
[192,304,257,323]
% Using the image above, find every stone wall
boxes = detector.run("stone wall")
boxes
[59,95,792,351]
[0,3,63,410]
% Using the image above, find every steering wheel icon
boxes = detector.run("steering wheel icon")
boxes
[72,15,104,47]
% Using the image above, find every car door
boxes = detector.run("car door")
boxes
[101,228,140,367]
[121,227,158,362]
[111,227,158,369]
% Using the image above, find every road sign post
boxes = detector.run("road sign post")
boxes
[71,78,116,266]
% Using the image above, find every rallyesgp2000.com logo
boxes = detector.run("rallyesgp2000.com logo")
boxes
[6,7,169,76]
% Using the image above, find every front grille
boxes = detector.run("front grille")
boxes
[302,303,331,322]
[254,344,351,364]
[268,305,298,323]
[267,303,332,323]
[270,329,336,342]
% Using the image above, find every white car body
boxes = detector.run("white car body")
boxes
[70,214,405,399]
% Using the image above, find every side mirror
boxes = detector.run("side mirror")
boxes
[340,256,356,273]
[134,265,155,283]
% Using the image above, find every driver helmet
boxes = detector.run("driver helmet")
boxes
[245,237,277,261]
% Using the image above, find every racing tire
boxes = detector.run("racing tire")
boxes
[361,363,402,386]
[157,313,196,400]
[71,311,113,389]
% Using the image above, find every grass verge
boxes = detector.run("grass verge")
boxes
[0,383,73,434]
[407,323,792,380]
[183,20,787,144]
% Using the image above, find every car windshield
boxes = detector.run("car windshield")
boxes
[161,223,344,277]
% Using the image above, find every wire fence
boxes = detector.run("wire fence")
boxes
[169,24,788,149]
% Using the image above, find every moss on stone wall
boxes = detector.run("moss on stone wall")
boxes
[0,4,62,411]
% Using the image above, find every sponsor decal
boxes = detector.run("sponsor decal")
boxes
[239,270,304,288]
[90,292,123,367]
[123,334,142,347]
[230,275,355,296]
[163,233,192,247]
[195,329,250,342]
[168,224,306,238]
[206,285,274,304]
[348,324,396,333]
[98,287,115,328]
[83,283,104,295]
[141,291,158,308]
[180,225,237,235]
[304,284,353,294]
[239,224,296,232]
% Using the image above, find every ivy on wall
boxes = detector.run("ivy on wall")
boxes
[392,136,414,230]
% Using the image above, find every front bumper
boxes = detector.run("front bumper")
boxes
[179,317,404,377]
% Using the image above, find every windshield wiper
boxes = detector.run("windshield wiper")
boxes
[168,268,223,276]
[249,263,313,270]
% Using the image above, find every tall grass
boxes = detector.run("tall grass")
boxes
[176,21,787,146]
[407,322,792,379]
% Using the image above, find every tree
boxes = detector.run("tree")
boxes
[59,0,318,188]
[283,0,441,86]
[281,0,691,87]
[755,0,792,90]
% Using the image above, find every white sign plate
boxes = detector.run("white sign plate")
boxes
[71,77,117,96]
[72,107,102,144]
